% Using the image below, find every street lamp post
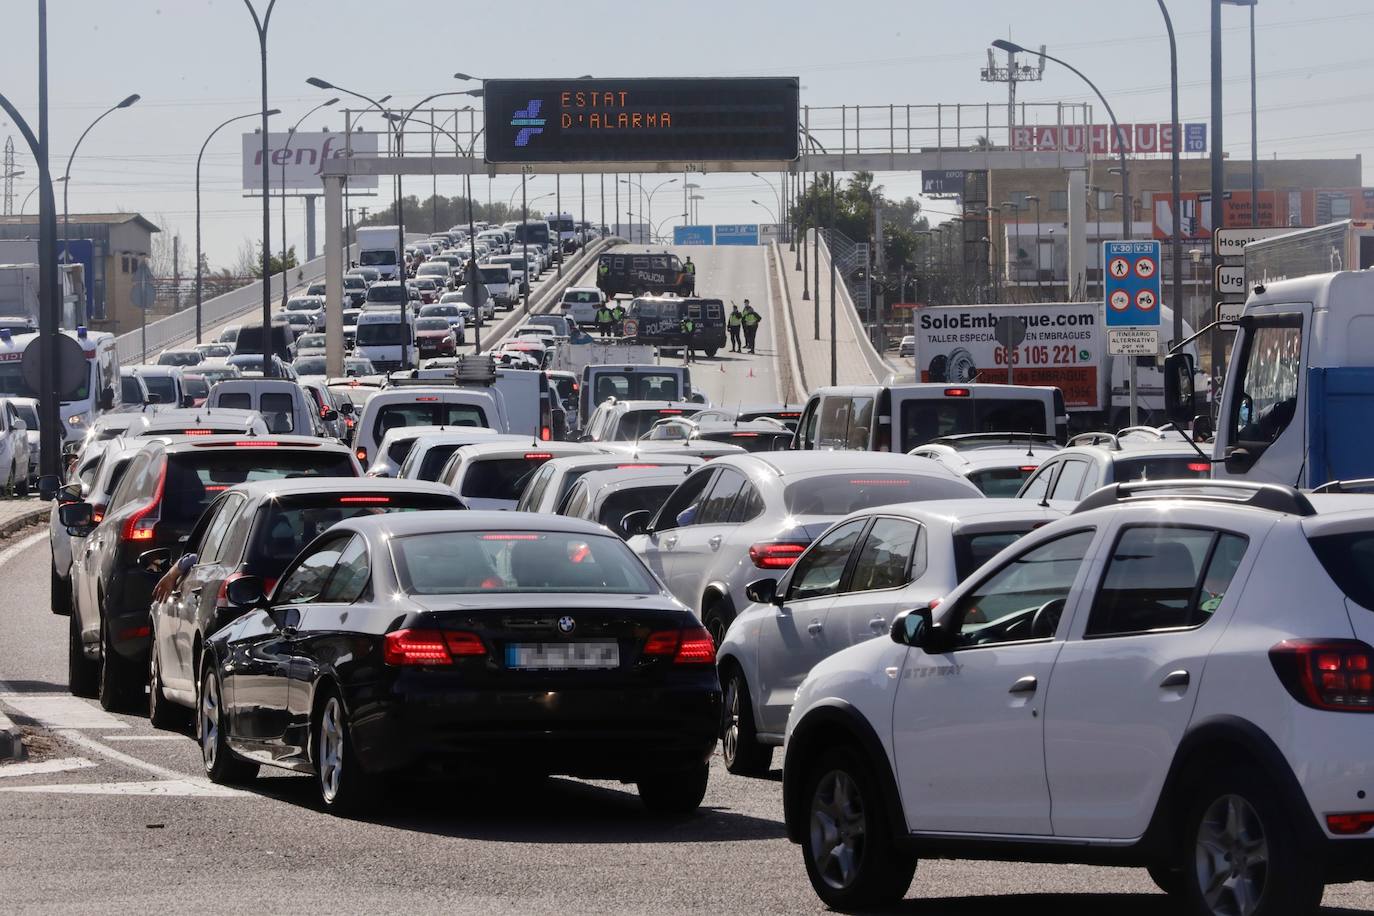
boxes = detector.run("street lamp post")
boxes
[61,94,139,278]
[1025,194,1042,300]
[1002,201,1021,298]
[244,0,279,376]
[197,109,279,343]
[280,98,337,312]
[750,199,778,225]
[751,171,784,242]
[20,177,65,217]
[620,177,677,244]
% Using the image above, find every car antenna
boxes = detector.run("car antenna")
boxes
[1026,433,1035,457]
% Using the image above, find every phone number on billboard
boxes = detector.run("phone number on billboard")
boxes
[993,345,1088,366]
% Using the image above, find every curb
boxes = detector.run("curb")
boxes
[0,503,47,541]
[0,710,24,761]
[767,241,807,403]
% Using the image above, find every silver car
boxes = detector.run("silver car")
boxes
[49,438,141,614]
[625,452,983,645]
[715,497,1064,776]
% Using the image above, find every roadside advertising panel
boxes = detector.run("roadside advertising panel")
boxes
[914,303,1104,409]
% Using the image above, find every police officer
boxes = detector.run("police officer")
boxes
[679,312,697,364]
[727,304,743,352]
[611,301,627,335]
[741,300,762,354]
[597,258,610,286]
[596,302,615,338]
[683,256,696,293]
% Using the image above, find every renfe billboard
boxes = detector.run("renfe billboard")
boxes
[241,131,379,192]
[482,78,800,164]
[914,303,1104,409]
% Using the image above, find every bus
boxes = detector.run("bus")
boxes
[0,326,120,445]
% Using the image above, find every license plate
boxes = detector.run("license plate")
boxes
[505,641,619,670]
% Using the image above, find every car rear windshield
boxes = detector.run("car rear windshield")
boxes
[246,492,458,574]
[141,376,178,404]
[373,403,488,447]
[899,399,1048,451]
[783,473,972,516]
[968,466,1037,498]
[953,528,1040,580]
[1309,533,1374,611]
[1113,456,1212,482]
[417,444,462,481]
[159,352,200,366]
[478,267,509,283]
[588,372,682,405]
[183,376,210,399]
[359,250,396,266]
[460,456,552,501]
[618,409,694,440]
[357,322,408,345]
[365,285,406,304]
[699,430,791,452]
[163,449,357,528]
[599,486,676,534]
[293,357,327,376]
[392,530,656,595]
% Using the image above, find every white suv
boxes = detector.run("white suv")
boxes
[782,480,1374,913]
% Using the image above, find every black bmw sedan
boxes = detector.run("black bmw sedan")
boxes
[201,511,721,814]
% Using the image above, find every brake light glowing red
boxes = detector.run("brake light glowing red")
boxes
[415,396,440,402]
[617,464,658,469]
[1328,812,1374,835]
[1270,640,1374,711]
[749,542,808,569]
[204,485,229,492]
[524,453,553,460]
[732,432,760,438]
[779,412,800,418]
[540,426,552,441]
[183,429,215,436]
[355,448,368,463]
[122,462,166,543]
[850,479,912,486]
[642,627,716,664]
[339,496,391,504]
[116,625,151,641]
[383,629,453,666]
[659,409,683,415]
[944,387,971,397]
[1019,465,1039,472]
[1188,462,1211,472]
[234,441,279,448]
[482,533,540,541]
[443,631,486,657]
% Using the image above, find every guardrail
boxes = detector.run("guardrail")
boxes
[813,230,896,383]
[469,238,614,350]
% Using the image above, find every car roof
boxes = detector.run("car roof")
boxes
[839,497,1065,530]
[455,441,594,460]
[540,453,702,473]
[223,477,456,501]
[127,364,182,377]
[342,508,610,539]
[410,430,527,449]
[607,400,700,412]
[577,467,696,494]
[719,451,961,479]
[156,432,349,452]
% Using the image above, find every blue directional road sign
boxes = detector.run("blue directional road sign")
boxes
[715,224,760,246]
[673,225,714,245]
[1103,240,1161,327]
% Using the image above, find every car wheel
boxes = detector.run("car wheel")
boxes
[702,601,734,648]
[636,761,709,815]
[1147,862,1185,897]
[67,605,98,698]
[51,559,72,615]
[721,667,773,777]
[198,663,256,784]
[97,609,140,712]
[148,634,186,730]
[14,468,28,497]
[1181,771,1323,916]
[315,689,375,813]
[801,748,917,910]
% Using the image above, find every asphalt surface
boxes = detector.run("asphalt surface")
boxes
[2,527,1373,914]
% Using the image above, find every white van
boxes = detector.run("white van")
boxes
[0,327,120,445]
[352,386,508,467]
[793,383,1066,453]
[475,263,516,310]
[560,287,607,328]
[206,378,333,437]
[354,310,416,374]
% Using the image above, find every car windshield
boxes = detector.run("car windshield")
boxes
[359,250,396,266]
[343,277,365,289]
[0,362,91,400]
[247,492,456,576]
[162,449,357,528]
[783,473,968,516]
[968,466,1038,497]
[416,319,450,332]
[422,306,458,317]
[461,456,553,501]
[13,402,37,428]
[297,335,325,349]
[418,265,447,276]
[293,357,327,376]
[356,322,408,345]
[141,375,177,404]
[1113,455,1212,482]
[158,352,199,366]
[366,285,406,304]
[344,359,374,375]
[286,300,316,311]
[391,530,656,595]
[478,267,509,283]
[899,398,1049,451]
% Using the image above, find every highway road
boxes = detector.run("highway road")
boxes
[2,526,1372,913]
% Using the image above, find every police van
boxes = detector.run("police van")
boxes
[0,326,120,445]
[623,296,726,357]
[597,250,694,298]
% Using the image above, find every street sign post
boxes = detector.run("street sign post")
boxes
[131,263,157,362]
[463,263,491,354]
[993,315,1027,385]
[1215,264,1246,300]
[1103,240,1161,425]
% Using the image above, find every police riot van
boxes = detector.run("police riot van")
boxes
[0,326,119,445]
[597,250,694,298]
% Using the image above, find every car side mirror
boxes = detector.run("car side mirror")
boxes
[180,394,195,408]
[1163,353,1196,425]
[58,502,95,531]
[145,392,161,405]
[745,578,781,607]
[58,481,83,503]
[38,474,62,502]
[12,418,26,434]
[137,547,171,576]
[891,606,950,654]
[225,574,266,608]
[99,386,116,411]
[322,409,339,423]
[620,509,651,537]
[338,402,354,416]
[1191,414,1213,442]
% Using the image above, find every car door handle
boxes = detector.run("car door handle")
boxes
[664,536,678,549]
[869,617,887,631]
[1160,669,1190,689]
[708,535,722,550]
[1008,675,1038,695]
[807,621,824,636]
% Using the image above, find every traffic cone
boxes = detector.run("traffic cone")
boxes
[748,367,755,378]
[720,363,726,373]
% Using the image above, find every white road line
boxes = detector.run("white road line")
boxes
[0,756,97,778]
[0,529,47,568]
[100,735,186,742]
[0,696,128,730]
[0,778,244,798]
[54,728,225,786]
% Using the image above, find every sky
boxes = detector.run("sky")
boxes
[1,0,1369,272]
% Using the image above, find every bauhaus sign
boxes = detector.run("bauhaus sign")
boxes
[241,132,379,192]
[1009,123,1206,154]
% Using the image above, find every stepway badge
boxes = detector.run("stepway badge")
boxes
[511,100,546,147]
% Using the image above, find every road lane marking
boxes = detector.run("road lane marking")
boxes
[51,729,253,798]
[0,757,97,778]
[0,696,128,730]
[0,529,46,568]
[101,735,186,742]
[0,779,244,798]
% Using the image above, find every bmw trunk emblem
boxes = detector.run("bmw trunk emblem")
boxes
[557,616,576,635]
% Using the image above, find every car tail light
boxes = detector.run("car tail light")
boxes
[1188,462,1211,472]
[850,479,912,486]
[732,432,760,438]
[1270,639,1374,711]
[116,625,151,641]
[183,428,215,436]
[91,503,107,524]
[617,464,658,469]
[659,409,683,415]
[122,460,166,542]
[1018,465,1039,472]
[482,533,540,541]
[383,628,485,665]
[234,440,280,448]
[415,396,440,402]
[339,496,391,504]
[1327,812,1374,835]
[356,447,368,463]
[944,387,970,397]
[641,626,716,664]
[749,541,808,569]
[443,631,486,657]
[525,452,553,460]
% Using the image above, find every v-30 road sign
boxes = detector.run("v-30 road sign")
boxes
[1102,240,1161,328]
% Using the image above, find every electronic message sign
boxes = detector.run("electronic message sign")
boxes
[483,78,799,164]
